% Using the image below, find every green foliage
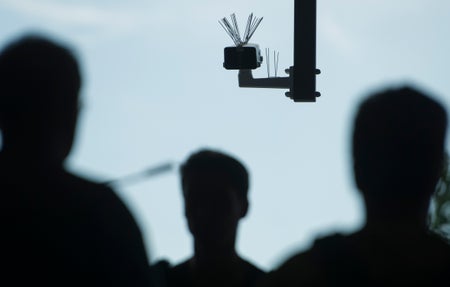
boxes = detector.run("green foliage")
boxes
[429,155,450,242]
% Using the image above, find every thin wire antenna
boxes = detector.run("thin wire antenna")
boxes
[218,21,236,45]
[243,13,253,43]
[219,18,241,46]
[266,48,271,77]
[274,51,280,77]
[218,20,235,44]
[219,13,263,46]
[250,16,260,33]
[221,17,241,46]
[230,13,241,44]
[246,16,263,43]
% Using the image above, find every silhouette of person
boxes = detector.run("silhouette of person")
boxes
[261,86,450,286]
[0,34,151,286]
[153,149,265,287]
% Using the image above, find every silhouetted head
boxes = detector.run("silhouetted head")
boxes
[0,34,81,166]
[352,85,447,208]
[180,149,249,248]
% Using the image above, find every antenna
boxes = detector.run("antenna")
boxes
[264,48,280,78]
[265,48,270,77]
[274,50,279,77]
[219,13,263,47]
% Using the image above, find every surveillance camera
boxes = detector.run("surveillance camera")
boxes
[223,44,263,70]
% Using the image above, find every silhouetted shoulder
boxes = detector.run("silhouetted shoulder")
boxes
[165,260,192,287]
[166,258,265,287]
[241,259,266,287]
[56,172,152,286]
[261,236,338,287]
[263,232,450,287]
[2,168,150,286]
[53,171,134,215]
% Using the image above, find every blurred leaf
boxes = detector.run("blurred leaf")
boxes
[429,153,450,242]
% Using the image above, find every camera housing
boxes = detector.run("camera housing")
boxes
[223,44,262,70]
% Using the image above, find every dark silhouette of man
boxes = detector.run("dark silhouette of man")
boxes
[0,35,151,286]
[156,149,264,287]
[262,86,450,286]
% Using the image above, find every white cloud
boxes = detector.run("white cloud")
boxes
[0,0,149,35]
[319,10,357,56]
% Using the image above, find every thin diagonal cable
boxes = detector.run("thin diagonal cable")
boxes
[219,18,240,46]
[231,13,242,44]
[219,21,240,46]
[243,13,253,44]
[247,17,263,42]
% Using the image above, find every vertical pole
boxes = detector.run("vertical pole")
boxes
[292,0,317,102]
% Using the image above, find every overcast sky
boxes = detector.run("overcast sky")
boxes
[1,0,449,270]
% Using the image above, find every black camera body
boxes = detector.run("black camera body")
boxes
[223,44,262,70]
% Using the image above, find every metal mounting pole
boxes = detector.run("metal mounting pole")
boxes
[289,0,319,102]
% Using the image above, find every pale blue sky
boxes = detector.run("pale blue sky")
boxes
[1,0,449,270]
